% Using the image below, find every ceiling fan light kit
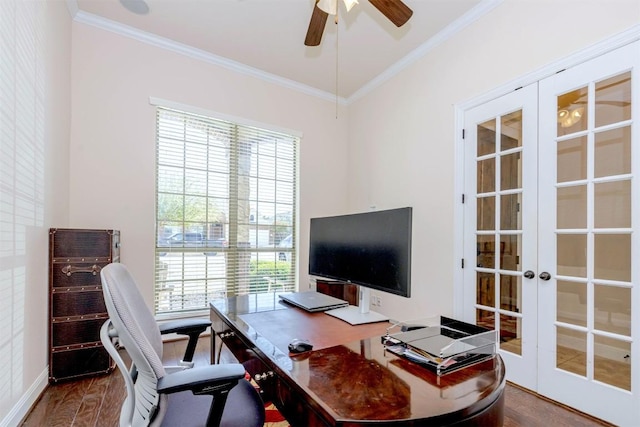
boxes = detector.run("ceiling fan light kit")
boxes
[317,0,359,15]
[305,0,413,46]
[557,107,585,128]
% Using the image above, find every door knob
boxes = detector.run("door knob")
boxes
[539,272,551,281]
[523,270,535,279]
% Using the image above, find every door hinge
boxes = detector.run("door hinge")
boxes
[462,129,465,139]
[462,194,465,204]
[461,259,465,268]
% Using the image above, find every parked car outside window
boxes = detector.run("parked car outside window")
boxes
[158,232,226,256]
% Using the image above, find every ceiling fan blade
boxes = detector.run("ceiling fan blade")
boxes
[368,0,413,27]
[305,2,329,46]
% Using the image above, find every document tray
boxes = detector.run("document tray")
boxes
[383,316,497,376]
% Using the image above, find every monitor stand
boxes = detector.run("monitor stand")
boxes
[325,287,388,325]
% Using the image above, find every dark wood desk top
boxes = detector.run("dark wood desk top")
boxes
[211,293,505,426]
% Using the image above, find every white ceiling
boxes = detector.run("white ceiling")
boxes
[71,0,492,101]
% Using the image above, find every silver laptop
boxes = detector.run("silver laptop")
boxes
[279,291,349,312]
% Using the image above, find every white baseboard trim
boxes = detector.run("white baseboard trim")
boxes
[0,368,49,427]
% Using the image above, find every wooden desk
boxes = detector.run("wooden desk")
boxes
[210,293,505,426]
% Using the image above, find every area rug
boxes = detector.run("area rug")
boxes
[264,401,289,426]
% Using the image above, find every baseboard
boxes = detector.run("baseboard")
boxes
[0,368,48,427]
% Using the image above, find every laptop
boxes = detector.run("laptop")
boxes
[279,291,349,312]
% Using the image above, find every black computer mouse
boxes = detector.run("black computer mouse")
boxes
[288,338,313,353]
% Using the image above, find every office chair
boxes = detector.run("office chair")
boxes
[100,263,265,427]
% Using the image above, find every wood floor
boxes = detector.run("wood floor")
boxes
[22,338,612,427]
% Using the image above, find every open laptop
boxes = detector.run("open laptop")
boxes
[279,291,349,312]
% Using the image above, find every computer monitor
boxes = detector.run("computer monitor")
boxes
[309,207,412,324]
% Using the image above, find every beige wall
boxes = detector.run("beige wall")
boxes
[69,23,349,309]
[347,0,640,321]
[0,0,71,423]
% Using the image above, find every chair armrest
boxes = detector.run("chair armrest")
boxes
[159,319,212,365]
[159,318,211,336]
[157,363,246,395]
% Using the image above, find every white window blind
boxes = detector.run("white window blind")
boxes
[154,106,298,316]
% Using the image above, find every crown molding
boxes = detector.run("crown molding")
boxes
[71,0,501,106]
[72,10,348,105]
[347,0,503,104]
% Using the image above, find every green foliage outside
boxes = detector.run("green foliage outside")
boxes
[249,260,292,293]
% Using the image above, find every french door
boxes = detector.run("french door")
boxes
[462,83,539,390]
[462,41,640,425]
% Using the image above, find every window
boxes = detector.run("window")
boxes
[154,106,298,316]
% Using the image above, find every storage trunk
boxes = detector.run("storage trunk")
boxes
[48,228,120,383]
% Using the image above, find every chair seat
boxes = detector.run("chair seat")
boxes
[160,379,265,427]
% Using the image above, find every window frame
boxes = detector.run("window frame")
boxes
[152,98,300,318]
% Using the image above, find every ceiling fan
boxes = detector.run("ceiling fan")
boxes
[305,0,413,46]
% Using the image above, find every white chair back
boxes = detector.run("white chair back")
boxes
[100,263,168,427]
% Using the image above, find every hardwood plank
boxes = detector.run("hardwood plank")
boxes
[24,378,91,427]
[504,382,613,427]
[74,375,112,426]
[94,368,125,427]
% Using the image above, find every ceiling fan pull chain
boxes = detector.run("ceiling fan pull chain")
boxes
[335,5,339,119]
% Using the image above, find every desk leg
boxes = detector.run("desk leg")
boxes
[210,332,217,364]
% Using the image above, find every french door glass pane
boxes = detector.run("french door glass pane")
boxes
[477,158,496,193]
[593,335,631,391]
[477,197,495,230]
[500,111,523,150]
[557,234,587,277]
[595,126,631,177]
[477,235,496,269]
[500,313,522,355]
[557,86,588,136]
[476,272,494,307]
[594,284,631,335]
[500,193,521,230]
[594,180,631,228]
[594,234,631,282]
[557,280,587,327]
[477,120,496,156]
[557,136,587,183]
[556,327,586,376]
[500,153,521,190]
[476,308,495,330]
[595,72,631,128]
[499,234,521,271]
[557,185,587,229]
[500,274,520,312]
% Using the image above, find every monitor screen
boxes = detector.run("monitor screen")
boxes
[309,207,412,298]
